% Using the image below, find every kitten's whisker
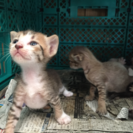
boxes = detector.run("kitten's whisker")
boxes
[0,50,9,52]
[0,54,9,61]
[5,55,11,62]
[4,43,10,47]
[39,23,45,32]
[17,24,20,32]
[0,50,9,53]
[0,43,10,47]
[34,23,35,31]
[0,43,10,48]
[0,49,10,51]
[0,53,10,61]
[0,49,9,52]
[0,53,10,57]
[0,48,9,50]
[0,52,10,57]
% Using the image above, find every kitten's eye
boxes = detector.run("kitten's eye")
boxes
[30,41,37,46]
[13,39,18,44]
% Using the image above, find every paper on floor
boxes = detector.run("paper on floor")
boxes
[86,100,129,120]
[14,99,75,133]
[0,79,17,129]
[47,115,133,132]
[15,107,49,133]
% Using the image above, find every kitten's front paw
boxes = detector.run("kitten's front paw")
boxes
[85,95,94,101]
[63,90,73,97]
[96,106,107,115]
[57,112,71,125]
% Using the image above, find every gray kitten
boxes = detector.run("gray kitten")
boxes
[69,46,133,115]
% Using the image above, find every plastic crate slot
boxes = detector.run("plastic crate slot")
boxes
[127,29,133,49]
[1,43,4,55]
[121,0,128,8]
[0,9,7,32]
[43,15,57,25]
[132,0,133,7]
[78,8,107,17]
[60,0,67,8]
[3,61,5,73]
[7,0,18,10]
[126,50,133,58]
[43,27,57,36]
[48,55,58,66]
[19,0,29,12]
[0,1,4,8]
[0,63,1,75]
[43,0,57,8]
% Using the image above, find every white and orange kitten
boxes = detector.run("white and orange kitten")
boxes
[5,30,73,133]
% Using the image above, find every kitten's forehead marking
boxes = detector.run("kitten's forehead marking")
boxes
[11,31,47,50]
[19,33,33,44]
[31,35,35,39]
[22,30,36,35]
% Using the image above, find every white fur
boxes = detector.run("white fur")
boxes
[63,89,73,97]
[57,112,71,125]
[22,66,48,109]
[59,86,73,97]
[59,86,65,94]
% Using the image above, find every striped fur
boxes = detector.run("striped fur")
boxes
[5,83,25,133]
[5,30,73,133]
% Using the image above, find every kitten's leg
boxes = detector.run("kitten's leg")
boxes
[85,85,96,101]
[5,87,25,133]
[59,86,73,97]
[50,96,71,124]
[96,85,107,115]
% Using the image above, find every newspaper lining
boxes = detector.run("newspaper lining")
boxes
[13,107,133,133]
[86,100,129,120]
[0,79,17,129]
[1,78,133,132]
[47,115,133,132]
[15,108,47,133]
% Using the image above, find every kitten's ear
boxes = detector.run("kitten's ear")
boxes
[46,34,59,57]
[72,54,83,61]
[10,31,18,41]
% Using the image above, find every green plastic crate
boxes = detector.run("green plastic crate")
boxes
[59,44,124,66]
[1,0,133,90]
[0,32,12,89]
[0,0,39,90]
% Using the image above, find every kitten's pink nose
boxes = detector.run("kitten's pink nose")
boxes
[15,44,23,50]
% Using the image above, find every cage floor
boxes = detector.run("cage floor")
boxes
[44,70,133,132]
[58,70,133,120]
[15,70,133,133]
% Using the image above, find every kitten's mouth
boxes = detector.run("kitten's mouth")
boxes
[13,50,30,60]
